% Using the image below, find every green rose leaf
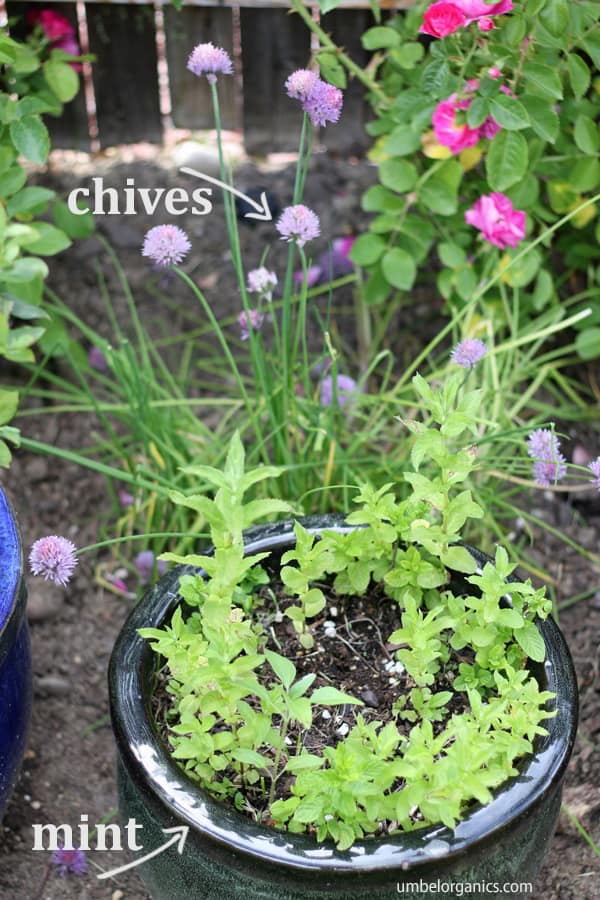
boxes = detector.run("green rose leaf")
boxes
[567,53,591,99]
[319,0,343,12]
[419,159,463,215]
[379,158,418,193]
[581,34,600,71]
[349,234,386,266]
[573,115,599,155]
[382,126,422,157]
[381,248,416,291]
[467,97,490,128]
[520,95,559,143]
[486,131,529,191]
[1,257,49,283]
[361,27,400,51]
[7,186,54,217]
[389,42,424,70]
[25,223,72,256]
[9,117,50,165]
[43,59,79,103]
[488,94,530,131]
[0,389,18,426]
[523,62,563,100]
[316,53,346,89]
[539,0,569,36]
[53,200,95,239]
[570,157,600,193]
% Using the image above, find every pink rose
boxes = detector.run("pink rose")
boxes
[28,9,74,42]
[432,95,481,153]
[421,0,511,38]
[454,0,513,22]
[432,79,508,151]
[465,193,526,250]
[420,2,466,38]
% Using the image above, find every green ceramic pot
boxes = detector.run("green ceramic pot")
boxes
[109,516,578,900]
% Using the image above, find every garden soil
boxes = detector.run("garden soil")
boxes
[0,148,599,899]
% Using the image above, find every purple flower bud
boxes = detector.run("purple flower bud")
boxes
[88,346,108,372]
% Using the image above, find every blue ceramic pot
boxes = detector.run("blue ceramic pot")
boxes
[109,517,578,900]
[0,487,32,821]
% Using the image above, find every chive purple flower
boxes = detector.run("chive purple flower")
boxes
[304,80,343,127]
[29,535,78,587]
[238,309,264,341]
[247,267,277,298]
[276,205,320,247]
[187,42,233,83]
[450,338,488,368]
[526,428,567,486]
[285,69,320,102]
[587,457,600,491]
[285,68,343,127]
[142,225,191,268]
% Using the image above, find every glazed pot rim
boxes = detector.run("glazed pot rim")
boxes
[0,487,25,663]
[109,515,578,874]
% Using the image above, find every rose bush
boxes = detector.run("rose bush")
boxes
[304,0,600,362]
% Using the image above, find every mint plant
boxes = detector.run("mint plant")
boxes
[142,359,555,851]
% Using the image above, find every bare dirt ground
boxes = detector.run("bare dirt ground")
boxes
[0,149,598,899]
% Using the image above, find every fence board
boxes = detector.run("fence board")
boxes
[240,6,310,154]
[6,1,91,150]
[321,7,372,155]
[85,3,162,147]
[165,6,236,131]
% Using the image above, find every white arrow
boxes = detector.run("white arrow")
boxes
[180,166,273,221]
[96,825,189,880]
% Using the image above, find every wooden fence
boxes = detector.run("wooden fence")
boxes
[5,1,415,154]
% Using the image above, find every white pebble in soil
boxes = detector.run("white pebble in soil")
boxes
[323,620,337,638]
